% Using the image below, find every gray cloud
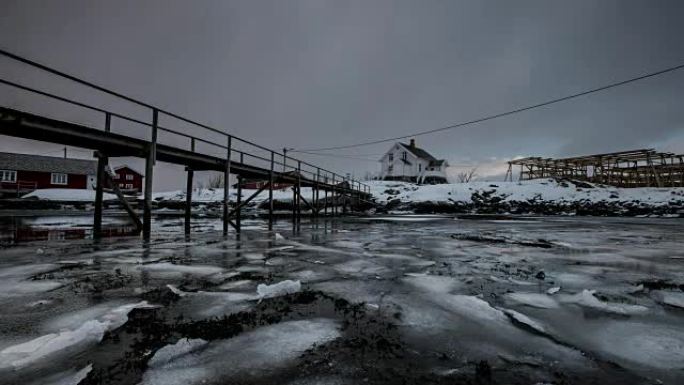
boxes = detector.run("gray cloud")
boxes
[1,0,683,189]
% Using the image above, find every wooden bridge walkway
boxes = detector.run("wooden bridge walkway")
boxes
[0,49,371,239]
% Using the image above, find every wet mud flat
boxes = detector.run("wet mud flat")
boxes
[0,216,683,384]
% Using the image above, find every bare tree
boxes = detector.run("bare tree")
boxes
[206,173,224,189]
[457,167,478,183]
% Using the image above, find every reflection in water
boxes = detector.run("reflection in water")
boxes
[0,215,138,244]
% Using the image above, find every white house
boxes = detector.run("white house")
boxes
[379,139,449,184]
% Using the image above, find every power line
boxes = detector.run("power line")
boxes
[294,150,381,162]
[292,60,684,152]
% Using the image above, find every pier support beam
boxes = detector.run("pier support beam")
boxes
[142,109,158,241]
[184,167,193,234]
[268,152,274,230]
[93,152,108,239]
[236,176,242,232]
[185,138,195,235]
[223,137,232,235]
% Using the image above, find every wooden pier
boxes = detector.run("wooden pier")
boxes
[0,49,371,239]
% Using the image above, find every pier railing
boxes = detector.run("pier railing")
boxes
[0,49,370,196]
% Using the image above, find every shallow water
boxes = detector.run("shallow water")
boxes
[0,215,683,384]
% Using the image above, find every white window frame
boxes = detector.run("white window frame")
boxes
[388,153,393,162]
[113,174,120,180]
[125,183,133,189]
[51,173,68,185]
[402,151,407,161]
[0,170,17,183]
[126,174,134,181]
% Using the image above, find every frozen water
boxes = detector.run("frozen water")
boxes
[0,215,683,384]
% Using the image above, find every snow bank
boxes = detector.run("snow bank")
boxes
[23,189,117,202]
[367,179,684,215]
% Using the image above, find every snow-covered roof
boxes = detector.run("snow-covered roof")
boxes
[0,152,97,175]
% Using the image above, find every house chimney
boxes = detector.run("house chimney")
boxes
[410,138,416,149]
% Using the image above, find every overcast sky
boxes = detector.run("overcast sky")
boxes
[2,0,684,190]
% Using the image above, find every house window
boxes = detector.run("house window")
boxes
[402,151,407,161]
[113,174,120,180]
[418,164,422,172]
[0,170,17,183]
[125,184,133,189]
[388,165,393,173]
[126,174,134,181]
[119,183,124,188]
[51,173,68,185]
[388,153,393,162]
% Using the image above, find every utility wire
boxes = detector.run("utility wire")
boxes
[294,150,381,162]
[291,61,684,152]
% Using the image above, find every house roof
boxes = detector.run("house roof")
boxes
[399,142,437,161]
[113,164,144,176]
[429,159,447,167]
[0,152,97,175]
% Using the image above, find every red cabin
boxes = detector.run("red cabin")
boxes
[0,152,97,198]
[110,165,144,195]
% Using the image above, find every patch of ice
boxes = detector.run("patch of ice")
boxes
[1,321,107,369]
[140,263,224,277]
[1,301,151,369]
[257,280,301,299]
[148,338,208,367]
[140,319,340,385]
[504,292,559,309]
[28,364,92,385]
[501,308,547,334]
[652,290,684,309]
[560,290,649,315]
[403,274,462,294]
[546,287,561,295]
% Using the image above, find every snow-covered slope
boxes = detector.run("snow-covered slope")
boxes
[368,179,684,216]
[22,189,118,202]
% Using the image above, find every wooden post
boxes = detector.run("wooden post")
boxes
[236,176,242,232]
[323,180,328,216]
[268,152,274,230]
[94,152,108,239]
[184,138,195,234]
[223,136,232,235]
[332,175,336,216]
[314,168,321,216]
[143,109,158,240]
[297,161,302,222]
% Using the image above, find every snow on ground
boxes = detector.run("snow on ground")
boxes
[22,189,117,201]
[140,319,341,385]
[367,179,684,206]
